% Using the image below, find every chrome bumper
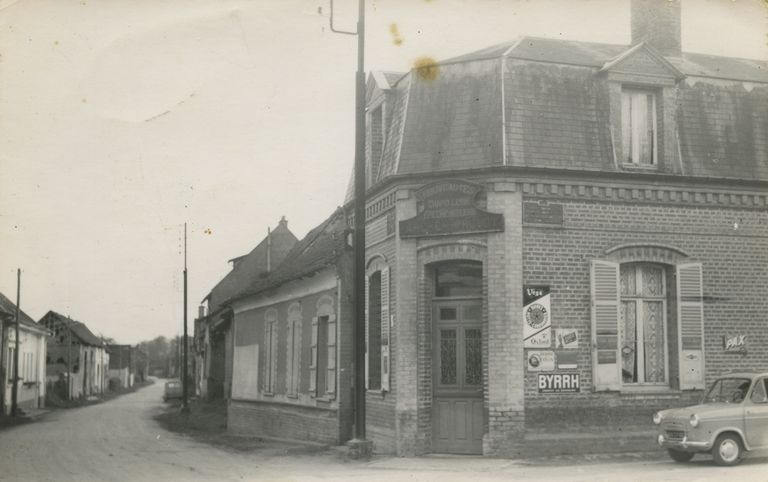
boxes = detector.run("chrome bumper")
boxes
[657,433,711,451]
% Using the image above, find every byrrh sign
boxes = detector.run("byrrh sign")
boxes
[538,373,580,393]
[399,180,504,238]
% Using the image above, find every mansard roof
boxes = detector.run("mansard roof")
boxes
[346,35,768,202]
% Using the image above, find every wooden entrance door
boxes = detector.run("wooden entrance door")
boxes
[432,300,484,454]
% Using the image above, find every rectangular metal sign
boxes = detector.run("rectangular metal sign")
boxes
[523,285,551,348]
[538,373,580,393]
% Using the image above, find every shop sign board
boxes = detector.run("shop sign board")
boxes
[723,334,747,354]
[538,373,580,393]
[523,285,551,348]
[555,328,578,349]
[526,350,555,372]
[399,180,504,238]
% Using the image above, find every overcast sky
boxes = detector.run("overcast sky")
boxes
[0,0,766,344]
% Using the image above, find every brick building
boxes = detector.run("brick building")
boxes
[344,0,767,457]
[195,217,297,400]
[225,209,354,445]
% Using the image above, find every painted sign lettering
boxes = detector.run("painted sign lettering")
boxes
[538,373,580,393]
[524,285,551,348]
[399,180,504,238]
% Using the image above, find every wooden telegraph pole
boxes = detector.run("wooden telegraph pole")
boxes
[328,0,368,455]
[11,269,20,416]
[182,223,189,413]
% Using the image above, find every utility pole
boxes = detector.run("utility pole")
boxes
[182,223,189,413]
[11,269,20,416]
[329,0,369,455]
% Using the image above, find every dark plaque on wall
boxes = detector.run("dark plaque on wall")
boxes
[399,180,504,238]
[523,201,564,225]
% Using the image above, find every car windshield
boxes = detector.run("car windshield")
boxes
[703,377,751,404]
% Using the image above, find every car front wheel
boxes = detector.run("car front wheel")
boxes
[712,433,743,466]
[667,449,695,463]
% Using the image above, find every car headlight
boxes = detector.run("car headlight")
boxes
[689,414,700,428]
[653,412,662,425]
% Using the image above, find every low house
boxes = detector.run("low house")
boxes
[0,292,50,415]
[225,208,354,445]
[40,311,109,399]
[107,344,135,389]
[195,217,297,400]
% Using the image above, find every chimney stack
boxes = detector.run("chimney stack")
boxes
[278,216,287,229]
[631,0,682,57]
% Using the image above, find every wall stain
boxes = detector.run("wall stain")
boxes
[389,23,404,46]
[413,56,439,81]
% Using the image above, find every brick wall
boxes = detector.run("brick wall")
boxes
[522,195,768,429]
[364,224,398,453]
[228,400,340,445]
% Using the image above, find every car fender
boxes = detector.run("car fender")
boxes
[708,427,751,451]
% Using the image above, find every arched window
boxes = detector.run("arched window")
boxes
[619,263,667,385]
[591,254,704,391]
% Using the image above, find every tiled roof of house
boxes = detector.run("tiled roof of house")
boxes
[345,35,768,202]
[0,293,45,331]
[40,311,104,346]
[227,209,349,303]
[205,218,298,309]
[0,291,45,332]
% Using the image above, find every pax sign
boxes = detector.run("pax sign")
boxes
[723,334,747,353]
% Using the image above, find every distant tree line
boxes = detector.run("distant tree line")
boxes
[137,335,193,380]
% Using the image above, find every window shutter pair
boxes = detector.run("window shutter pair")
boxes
[590,260,705,391]
[364,267,391,392]
[308,315,337,398]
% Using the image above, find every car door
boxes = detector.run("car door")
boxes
[745,377,768,448]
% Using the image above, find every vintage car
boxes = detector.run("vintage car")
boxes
[654,372,768,466]
[162,379,183,402]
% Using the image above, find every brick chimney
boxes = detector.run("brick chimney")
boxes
[631,0,682,57]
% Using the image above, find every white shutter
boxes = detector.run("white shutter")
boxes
[309,316,318,397]
[327,314,337,398]
[364,275,370,390]
[591,260,621,391]
[380,266,391,392]
[677,263,705,390]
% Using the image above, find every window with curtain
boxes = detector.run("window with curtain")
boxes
[619,263,667,385]
[621,89,657,166]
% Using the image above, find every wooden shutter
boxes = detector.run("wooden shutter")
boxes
[309,316,318,397]
[380,266,391,392]
[677,263,705,390]
[327,314,337,398]
[591,260,621,391]
[364,275,370,390]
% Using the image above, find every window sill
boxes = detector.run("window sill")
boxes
[621,163,659,171]
[286,394,298,399]
[262,392,275,397]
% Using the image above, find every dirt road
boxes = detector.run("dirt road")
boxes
[1,380,766,481]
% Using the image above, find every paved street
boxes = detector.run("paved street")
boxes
[1,381,767,482]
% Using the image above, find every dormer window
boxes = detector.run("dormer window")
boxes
[621,89,657,166]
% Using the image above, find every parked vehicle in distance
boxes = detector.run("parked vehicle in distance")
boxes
[654,372,768,466]
[163,379,183,402]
